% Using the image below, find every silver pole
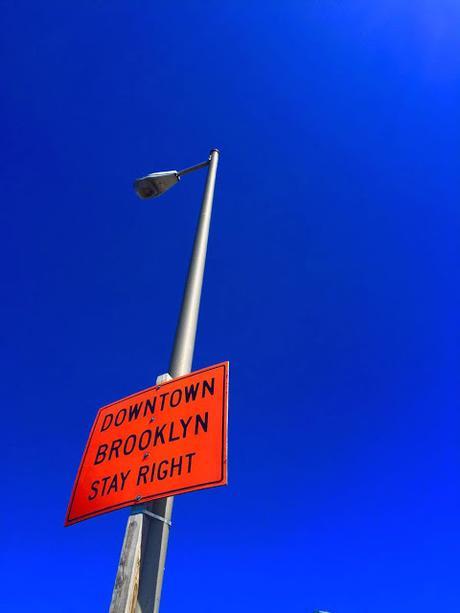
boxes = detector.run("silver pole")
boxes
[169,148,219,377]
[110,149,219,613]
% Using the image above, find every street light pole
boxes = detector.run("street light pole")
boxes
[169,149,219,378]
[110,148,220,613]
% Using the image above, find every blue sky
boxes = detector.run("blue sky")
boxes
[1,1,459,611]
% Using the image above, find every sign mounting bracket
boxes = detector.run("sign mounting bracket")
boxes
[134,507,172,527]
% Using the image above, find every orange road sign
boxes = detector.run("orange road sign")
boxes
[65,362,228,526]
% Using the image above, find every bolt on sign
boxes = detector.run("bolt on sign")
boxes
[65,362,228,526]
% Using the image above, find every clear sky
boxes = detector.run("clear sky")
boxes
[1,1,459,611]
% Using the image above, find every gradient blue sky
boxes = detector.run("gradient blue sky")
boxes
[1,1,459,611]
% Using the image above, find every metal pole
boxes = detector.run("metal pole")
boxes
[169,148,219,377]
[110,148,219,613]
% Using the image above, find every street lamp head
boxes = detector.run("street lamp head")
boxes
[134,170,180,199]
